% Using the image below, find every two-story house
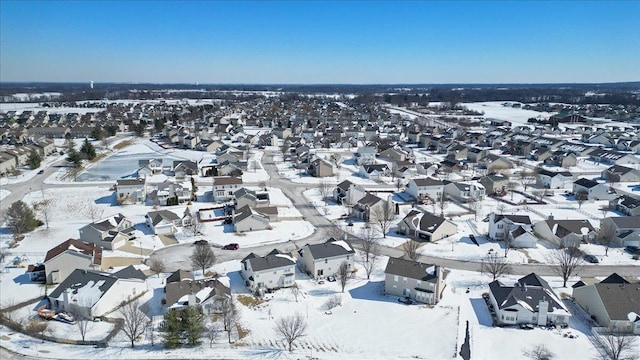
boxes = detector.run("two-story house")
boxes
[573,178,617,201]
[241,249,296,293]
[43,239,102,284]
[300,238,355,279]
[212,176,243,202]
[384,257,445,305]
[396,210,458,242]
[78,213,135,250]
[405,177,445,203]
[115,178,146,204]
[443,181,485,202]
[533,217,597,248]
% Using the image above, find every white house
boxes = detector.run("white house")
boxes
[115,178,146,204]
[537,169,573,189]
[488,213,533,243]
[43,239,102,284]
[359,164,389,180]
[384,257,445,305]
[333,180,366,206]
[355,146,377,165]
[488,273,571,326]
[396,210,458,242]
[48,268,147,319]
[145,210,181,235]
[533,218,597,248]
[443,181,485,202]
[300,238,355,278]
[233,205,270,232]
[212,176,243,202]
[241,249,296,293]
[405,177,445,202]
[600,216,640,247]
[573,178,617,201]
[78,213,135,250]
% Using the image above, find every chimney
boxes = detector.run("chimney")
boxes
[548,213,554,220]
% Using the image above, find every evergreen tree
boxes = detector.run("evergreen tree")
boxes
[26,149,42,169]
[91,125,105,140]
[67,147,82,168]
[6,200,43,239]
[183,306,204,346]
[161,309,182,349]
[80,138,97,160]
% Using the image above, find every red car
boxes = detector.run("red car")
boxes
[222,243,239,250]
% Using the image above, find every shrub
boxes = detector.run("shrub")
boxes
[324,295,342,310]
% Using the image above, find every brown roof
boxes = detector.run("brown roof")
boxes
[214,176,243,185]
[44,239,103,265]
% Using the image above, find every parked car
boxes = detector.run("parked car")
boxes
[398,297,413,305]
[37,169,45,174]
[222,243,239,250]
[584,254,599,263]
[194,240,209,246]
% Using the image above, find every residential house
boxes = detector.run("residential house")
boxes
[241,249,296,293]
[233,205,271,232]
[115,178,146,204]
[359,164,389,180]
[0,153,17,176]
[443,181,485,203]
[351,193,389,221]
[609,195,640,216]
[507,225,539,248]
[308,158,335,178]
[478,154,513,172]
[537,169,573,189]
[589,149,640,166]
[600,216,640,247]
[533,218,597,248]
[48,268,147,319]
[384,257,445,305]
[145,210,181,235]
[43,239,102,284]
[488,273,571,326]
[172,160,199,180]
[405,177,445,203]
[212,176,243,202]
[299,238,355,278]
[488,213,533,242]
[396,210,458,242]
[235,188,270,209]
[573,178,617,200]
[601,165,640,183]
[378,147,409,162]
[147,181,191,205]
[543,151,578,168]
[479,174,509,195]
[164,271,231,315]
[333,180,366,206]
[573,274,640,334]
[78,213,135,250]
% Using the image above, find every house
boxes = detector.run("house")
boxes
[147,181,191,205]
[48,268,147,319]
[145,210,181,235]
[488,213,533,242]
[573,178,617,200]
[609,195,640,216]
[115,178,146,204]
[164,271,231,315]
[359,164,389,180]
[0,153,17,176]
[507,225,539,248]
[378,147,409,162]
[405,177,445,203]
[601,165,640,183]
[235,188,270,209]
[384,257,445,305]
[308,158,335,177]
[138,159,164,175]
[78,213,135,250]
[488,273,571,326]
[354,146,376,166]
[533,218,597,248]
[351,193,389,221]
[573,274,640,334]
[233,205,271,232]
[396,210,458,242]
[172,160,198,180]
[299,238,355,278]
[479,174,509,195]
[443,181,485,202]
[478,154,513,172]
[241,249,296,293]
[600,216,640,247]
[212,176,243,202]
[333,180,366,206]
[43,239,102,284]
[537,169,573,189]
[543,151,577,168]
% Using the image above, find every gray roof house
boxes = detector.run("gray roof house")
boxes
[396,210,458,242]
[300,238,355,279]
[533,218,597,248]
[384,257,445,305]
[241,249,296,293]
[78,213,135,250]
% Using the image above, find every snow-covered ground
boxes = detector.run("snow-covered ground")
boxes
[0,103,105,115]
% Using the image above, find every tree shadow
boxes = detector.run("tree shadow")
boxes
[348,281,397,303]
[94,193,117,206]
[240,346,287,359]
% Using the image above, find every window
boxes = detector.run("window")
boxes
[394,275,399,282]
[403,277,408,283]
[325,259,328,264]
[416,280,421,286]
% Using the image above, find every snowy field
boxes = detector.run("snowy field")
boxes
[0,103,105,115]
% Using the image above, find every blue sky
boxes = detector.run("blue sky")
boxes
[1,1,639,84]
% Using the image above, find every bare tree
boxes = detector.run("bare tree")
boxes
[248,159,260,173]
[523,343,555,360]
[600,205,610,219]
[402,240,420,261]
[32,199,53,229]
[87,203,104,223]
[119,299,148,348]
[507,181,518,201]
[0,246,8,264]
[549,248,583,287]
[395,177,404,192]
[220,297,240,343]
[206,322,222,348]
[503,226,512,258]
[598,221,618,256]
[519,170,536,192]
[290,283,300,302]
[186,216,203,236]
[275,313,308,352]
[481,252,511,281]
[468,198,480,222]
[592,331,638,360]
[317,179,332,205]
[149,257,166,277]
[437,192,449,217]
[575,190,588,209]
[191,243,216,276]
[359,227,380,280]
[371,202,395,238]
[338,261,350,293]
[70,304,93,342]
